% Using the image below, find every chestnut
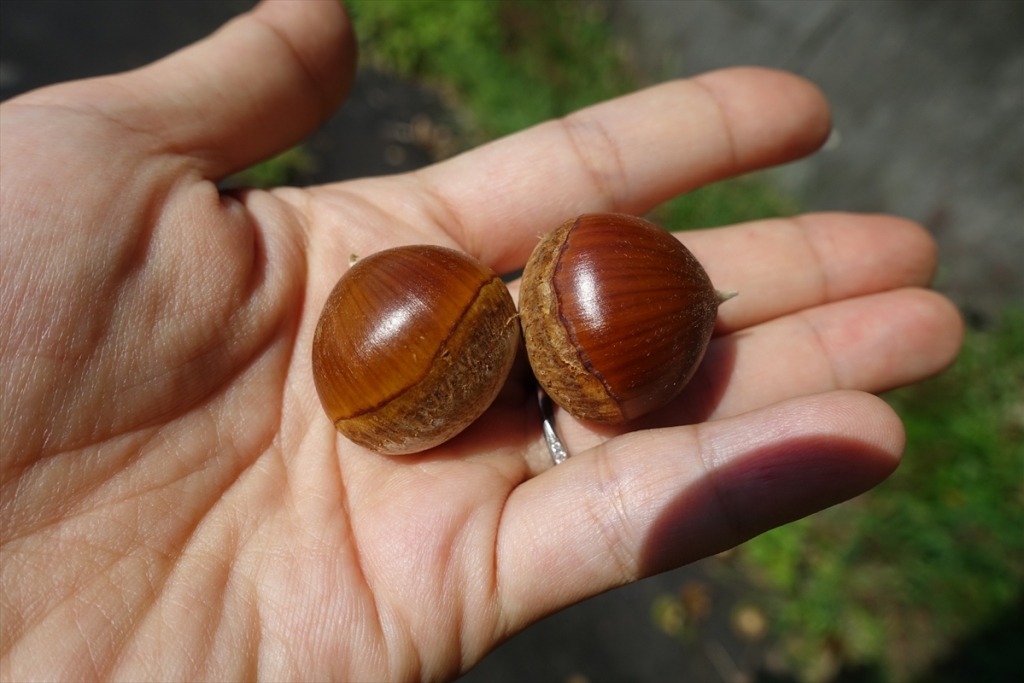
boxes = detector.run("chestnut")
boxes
[312,245,519,454]
[519,213,731,424]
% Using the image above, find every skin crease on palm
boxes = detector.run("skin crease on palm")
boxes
[0,1,963,681]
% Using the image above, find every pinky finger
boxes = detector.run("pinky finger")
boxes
[494,390,904,636]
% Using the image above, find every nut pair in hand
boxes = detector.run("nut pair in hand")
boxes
[312,213,734,456]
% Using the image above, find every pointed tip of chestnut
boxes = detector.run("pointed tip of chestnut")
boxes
[519,213,728,425]
[717,290,739,304]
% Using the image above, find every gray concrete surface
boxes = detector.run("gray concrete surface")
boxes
[608,0,1023,325]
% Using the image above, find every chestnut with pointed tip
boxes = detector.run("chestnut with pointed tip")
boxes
[312,245,519,454]
[519,213,732,424]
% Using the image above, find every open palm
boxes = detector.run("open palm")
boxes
[0,2,962,681]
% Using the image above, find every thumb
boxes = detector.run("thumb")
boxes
[30,0,357,180]
[147,0,357,178]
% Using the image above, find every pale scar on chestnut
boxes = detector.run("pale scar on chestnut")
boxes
[519,213,734,424]
[312,214,734,453]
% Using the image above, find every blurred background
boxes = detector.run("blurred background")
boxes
[2,1,1020,681]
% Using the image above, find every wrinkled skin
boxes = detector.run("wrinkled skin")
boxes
[0,1,962,681]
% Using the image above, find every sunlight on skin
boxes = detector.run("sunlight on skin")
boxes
[0,1,962,680]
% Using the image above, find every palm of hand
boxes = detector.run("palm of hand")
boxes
[0,3,961,681]
[0,104,531,680]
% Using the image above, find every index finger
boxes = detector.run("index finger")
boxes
[415,67,831,272]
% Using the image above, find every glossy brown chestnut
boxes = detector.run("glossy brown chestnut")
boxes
[312,245,519,454]
[519,213,729,424]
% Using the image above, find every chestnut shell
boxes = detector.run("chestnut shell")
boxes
[312,245,519,454]
[519,214,720,424]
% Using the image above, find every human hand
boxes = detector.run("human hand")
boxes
[0,1,962,680]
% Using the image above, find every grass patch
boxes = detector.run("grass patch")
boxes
[240,0,796,228]
[226,145,316,188]
[649,175,803,231]
[347,0,795,229]
[740,309,1024,681]
[347,0,635,140]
